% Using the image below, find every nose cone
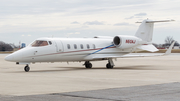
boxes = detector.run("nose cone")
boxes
[5,54,14,61]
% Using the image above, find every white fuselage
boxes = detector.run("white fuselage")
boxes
[5,37,132,63]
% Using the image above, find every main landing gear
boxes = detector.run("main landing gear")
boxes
[84,61,92,68]
[24,65,30,72]
[106,58,114,69]
[84,58,115,69]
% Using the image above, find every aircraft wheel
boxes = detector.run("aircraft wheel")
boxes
[106,63,113,69]
[85,63,92,68]
[24,65,30,72]
[85,61,92,68]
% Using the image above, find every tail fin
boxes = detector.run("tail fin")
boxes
[135,19,174,42]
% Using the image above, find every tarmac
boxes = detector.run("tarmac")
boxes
[0,53,180,101]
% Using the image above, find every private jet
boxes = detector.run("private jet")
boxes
[5,19,175,72]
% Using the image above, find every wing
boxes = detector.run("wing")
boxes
[85,41,175,60]
[90,53,164,60]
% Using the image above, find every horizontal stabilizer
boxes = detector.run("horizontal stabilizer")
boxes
[136,19,175,23]
[137,44,159,52]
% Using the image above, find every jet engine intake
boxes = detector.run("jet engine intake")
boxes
[113,35,141,49]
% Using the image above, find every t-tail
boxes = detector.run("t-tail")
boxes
[135,19,174,42]
[135,19,174,52]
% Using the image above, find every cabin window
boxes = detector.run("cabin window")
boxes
[93,44,96,49]
[74,44,77,49]
[80,44,83,49]
[31,40,49,47]
[87,44,90,49]
[67,44,70,49]
[48,41,52,45]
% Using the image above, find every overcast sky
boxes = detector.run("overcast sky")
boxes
[0,0,180,45]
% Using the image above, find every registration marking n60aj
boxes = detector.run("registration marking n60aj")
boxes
[126,40,136,44]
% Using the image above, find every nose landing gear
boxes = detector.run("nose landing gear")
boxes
[24,65,30,72]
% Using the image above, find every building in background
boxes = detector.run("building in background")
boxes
[21,43,26,48]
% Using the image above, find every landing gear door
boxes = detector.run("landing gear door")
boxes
[55,40,64,52]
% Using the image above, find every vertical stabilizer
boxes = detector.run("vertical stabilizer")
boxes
[135,20,154,42]
[135,19,174,42]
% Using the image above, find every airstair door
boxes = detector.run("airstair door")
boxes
[55,40,64,52]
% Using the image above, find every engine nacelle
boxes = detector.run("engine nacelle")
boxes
[113,35,141,49]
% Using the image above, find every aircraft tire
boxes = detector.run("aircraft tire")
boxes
[106,63,113,69]
[24,66,30,72]
[85,63,92,68]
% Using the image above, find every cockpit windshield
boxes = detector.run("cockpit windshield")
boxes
[31,40,49,47]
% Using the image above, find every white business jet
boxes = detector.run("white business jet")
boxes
[5,19,175,72]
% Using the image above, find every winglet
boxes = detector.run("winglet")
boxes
[165,41,175,55]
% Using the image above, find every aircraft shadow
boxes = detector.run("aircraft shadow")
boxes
[31,65,159,72]
[55,65,159,70]
[8,65,160,73]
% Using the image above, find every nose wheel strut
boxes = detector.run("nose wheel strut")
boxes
[24,65,30,72]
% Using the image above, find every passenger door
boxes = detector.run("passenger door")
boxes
[55,40,64,52]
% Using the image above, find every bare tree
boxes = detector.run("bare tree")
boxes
[164,36,179,47]
[165,36,174,44]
